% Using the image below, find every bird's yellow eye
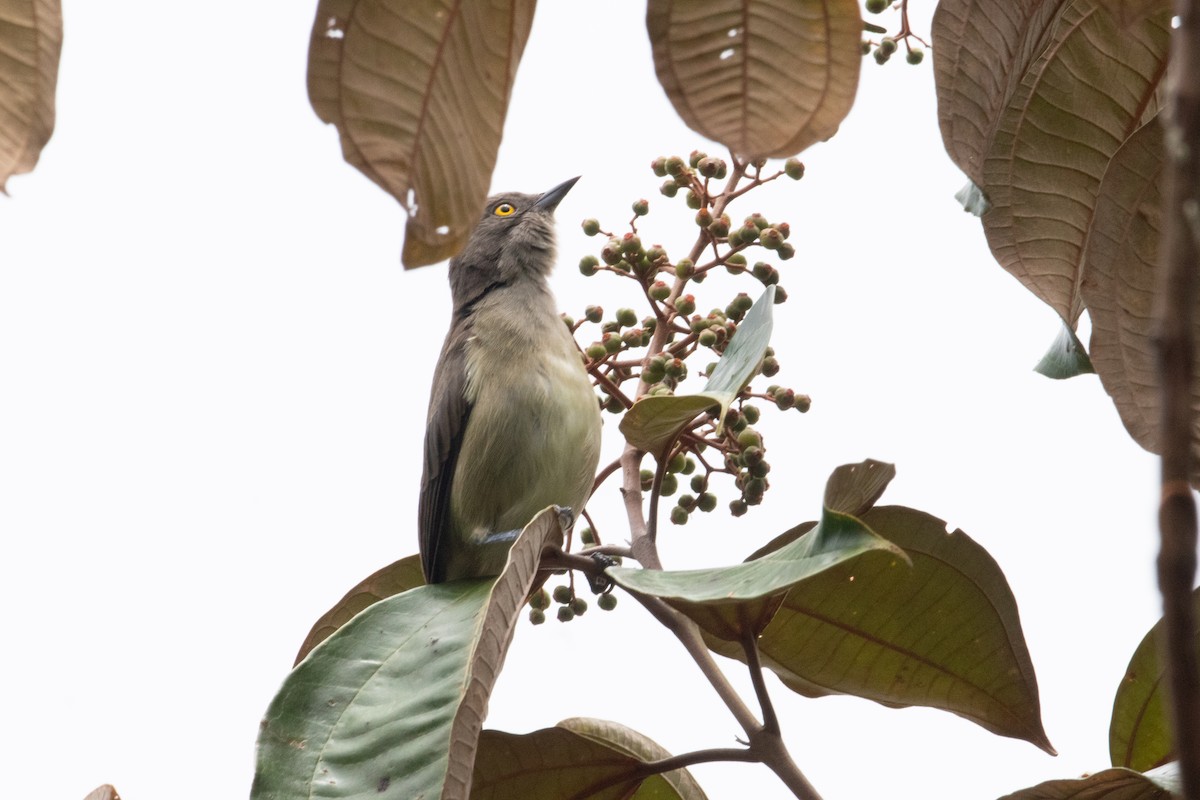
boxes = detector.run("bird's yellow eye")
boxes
[493,202,516,217]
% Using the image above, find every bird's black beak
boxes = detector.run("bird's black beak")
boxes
[533,176,580,212]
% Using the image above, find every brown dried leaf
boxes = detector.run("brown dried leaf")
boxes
[0,0,62,191]
[82,787,120,800]
[306,0,536,267]
[980,0,1168,324]
[1081,117,1200,480]
[646,0,861,159]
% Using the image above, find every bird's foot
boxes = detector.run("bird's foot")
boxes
[585,553,618,595]
[552,505,575,532]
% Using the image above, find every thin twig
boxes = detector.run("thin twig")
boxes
[743,632,780,735]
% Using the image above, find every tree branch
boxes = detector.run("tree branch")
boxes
[743,632,780,735]
[1156,2,1200,797]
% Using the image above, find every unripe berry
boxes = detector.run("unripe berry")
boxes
[645,245,667,264]
[675,260,695,279]
[621,327,644,347]
[742,404,761,424]
[698,157,721,178]
[651,157,669,177]
[695,208,713,228]
[708,215,731,238]
[729,499,748,517]
[579,526,596,545]
[677,493,696,511]
[620,233,643,255]
[670,505,689,525]
[552,584,573,604]
[777,242,795,261]
[761,356,780,377]
[874,47,890,65]
[661,180,680,198]
[632,198,650,216]
[570,597,588,616]
[579,254,599,275]
[879,37,897,55]
[686,190,702,210]
[668,452,687,473]
[603,333,623,354]
[726,253,748,268]
[866,0,889,11]
[616,307,638,328]
[605,395,624,413]
[774,387,796,410]
[732,292,754,312]
[640,469,654,490]
[907,47,924,65]
[529,608,546,625]
[585,343,607,360]
[582,218,601,236]
[675,294,696,315]
[744,478,766,505]
[561,314,575,330]
[750,459,771,478]
[795,394,812,413]
[665,156,686,176]
[681,457,696,475]
[585,305,604,323]
[697,492,718,512]
[785,158,805,180]
[529,588,550,610]
[774,286,789,304]
[598,593,618,611]
[600,241,622,265]
[649,281,671,301]
[777,221,791,239]
[690,474,708,493]
[660,473,678,496]
[688,150,707,168]
[759,228,784,250]
[737,428,762,448]
[557,606,575,622]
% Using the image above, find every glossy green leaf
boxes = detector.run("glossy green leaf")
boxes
[473,718,708,800]
[306,0,536,267]
[1110,589,1200,771]
[0,0,62,191]
[716,506,1054,753]
[646,0,861,158]
[980,0,1168,325]
[1034,320,1095,380]
[294,554,426,665]
[608,460,906,642]
[253,508,563,800]
[620,286,774,454]
[998,763,1180,800]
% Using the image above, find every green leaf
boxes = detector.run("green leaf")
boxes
[608,460,906,642]
[1034,320,1095,380]
[997,763,1180,800]
[253,508,564,800]
[646,0,862,158]
[0,0,62,191]
[954,180,991,217]
[823,458,895,517]
[620,286,774,454]
[1110,588,1200,771]
[716,506,1054,753]
[979,1,1169,325]
[306,0,537,268]
[473,718,708,800]
[294,554,426,665]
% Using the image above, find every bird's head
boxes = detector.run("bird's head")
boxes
[449,176,579,309]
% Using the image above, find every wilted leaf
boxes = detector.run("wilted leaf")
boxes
[0,0,62,191]
[621,286,774,454]
[646,0,861,158]
[998,763,1180,800]
[932,0,1071,185]
[1110,589,1200,771]
[716,506,1054,753]
[608,461,906,642]
[253,509,563,800]
[294,554,426,665]
[980,0,1168,324]
[1034,320,1095,379]
[1081,117,1200,479]
[307,0,536,267]
[473,718,708,800]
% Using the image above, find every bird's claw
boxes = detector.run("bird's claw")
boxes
[586,553,618,594]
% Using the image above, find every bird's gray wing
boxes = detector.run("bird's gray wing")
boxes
[418,318,473,584]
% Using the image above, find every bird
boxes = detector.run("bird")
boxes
[418,177,602,584]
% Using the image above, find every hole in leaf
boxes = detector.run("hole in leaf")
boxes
[436,225,450,236]
[325,16,345,39]
[719,48,735,60]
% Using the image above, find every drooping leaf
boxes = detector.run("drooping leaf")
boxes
[608,461,906,642]
[932,0,1068,185]
[646,0,861,158]
[823,458,895,517]
[294,554,426,665]
[980,0,1169,324]
[306,0,536,267]
[1110,589,1200,771]
[0,0,62,191]
[715,506,1054,753]
[1034,319,1095,379]
[473,718,708,800]
[620,286,774,454]
[253,508,564,800]
[997,763,1180,800]
[1081,117,1200,482]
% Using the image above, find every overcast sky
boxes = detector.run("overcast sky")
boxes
[0,2,1168,799]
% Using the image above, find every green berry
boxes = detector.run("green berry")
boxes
[866,0,889,12]
[529,608,546,625]
[640,469,654,490]
[661,180,680,198]
[697,492,718,512]
[874,47,891,65]
[907,47,924,65]
[582,218,601,236]
[557,606,575,622]
[585,343,607,360]
[670,505,689,525]
[552,585,573,604]
[688,150,707,168]
[579,526,596,545]
[759,228,784,250]
[681,457,696,475]
[795,394,812,413]
[668,452,687,473]
[660,473,678,496]
[616,308,638,328]
[603,332,622,354]
[690,474,708,493]
[777,242,795,261]
[699,329,718,348]
[879,37,897,55]
[708,215,731,238]
[585,305,603,323]
[579,254,599,275]
[761,356,780,377]
[686,190,702,210]
[695,208,713,228]
[697,157,722,178]
[729,499,748,517]
[620,233,642,255]
[784,158,805,180]
[774,286,789,304]
[648,281,671,301]
[570,597,588,616]
[632,198,650,216]
[598,593,618,611]
[529,588,550,610]
[737,428,763,448]
[665,156,686,176]
[675,294,697,315]
[651,157,669,177]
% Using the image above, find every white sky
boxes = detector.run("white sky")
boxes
[0,2,1169,799]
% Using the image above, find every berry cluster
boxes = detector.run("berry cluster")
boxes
[863,0,927,66]
[568,151,811,534]
[529,558,618,625]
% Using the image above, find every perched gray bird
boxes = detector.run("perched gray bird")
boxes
[419,177,602,584]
